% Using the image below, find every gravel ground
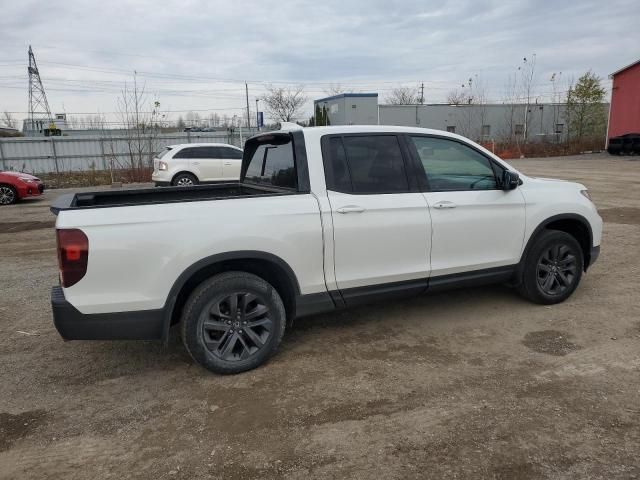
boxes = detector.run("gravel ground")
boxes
[1,153,639,479]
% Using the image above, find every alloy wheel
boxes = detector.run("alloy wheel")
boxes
[200,292,273,361]
[176,177,194,186]
[536,243,578,295]
[0,186,15,205]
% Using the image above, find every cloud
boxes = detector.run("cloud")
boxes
[0,0,638,123]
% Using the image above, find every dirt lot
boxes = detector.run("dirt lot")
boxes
[1,153,639,479]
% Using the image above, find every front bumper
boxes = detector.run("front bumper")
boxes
[51,286,164,340]
[586,245,600,270]
[17,181,44,199]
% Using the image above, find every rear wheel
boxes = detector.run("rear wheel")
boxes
[180,272,286,374]
[518,230,584,304]
[0,185,17,205]
[172,172,198,187]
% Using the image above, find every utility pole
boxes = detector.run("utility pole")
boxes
[420,82,425,105]
[245,82,251,129]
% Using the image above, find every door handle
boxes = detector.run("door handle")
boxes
[433,201,457,209]
[223,162,233,165]
[336,205,365,214]
[193,161,200,165]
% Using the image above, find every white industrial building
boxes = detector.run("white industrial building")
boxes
[314,94,571,143]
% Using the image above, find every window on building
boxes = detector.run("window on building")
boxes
[555,123,564,134]
[514,124,524,136]
[410,136,500,191]
[482,125,491,137]
[323,135,409,194]
[446,126,456,133]
[352,104,357,108]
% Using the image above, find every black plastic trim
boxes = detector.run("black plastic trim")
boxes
[518,213,594,277]
[587,245,600,270]
[51,286,164,340]
[428,265,516,292]
[339,278,429,306]
[295,292,336,317]
[291,130,311,193]
[161,250,302,341]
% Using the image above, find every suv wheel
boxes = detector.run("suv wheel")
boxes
[518,230,584,304]
[172,173,198,187]
[180,272,286,374]
[0,185,17,205]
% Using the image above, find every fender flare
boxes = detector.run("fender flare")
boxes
[516,213,593,280]
[161,250,301,342]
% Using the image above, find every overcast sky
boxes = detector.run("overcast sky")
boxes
[1,0,639,126]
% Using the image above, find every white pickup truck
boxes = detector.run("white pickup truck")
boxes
[51,124,602,374]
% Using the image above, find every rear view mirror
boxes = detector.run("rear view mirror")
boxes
[502,170,519,190]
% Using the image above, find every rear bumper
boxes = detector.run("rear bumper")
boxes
[51,286,164,340]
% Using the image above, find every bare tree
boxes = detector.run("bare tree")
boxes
[262,85,307,122]
[549,72,565,142]
[519,54,537,142]
[114,74,163,181]
[385,86,420,105]
[2,111,17,129]
[323,84,346,96]
[446,89,469,105]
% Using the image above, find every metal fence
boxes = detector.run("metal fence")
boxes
[0,129,261,173]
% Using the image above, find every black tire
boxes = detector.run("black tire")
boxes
[518,230,584,305]
[172,172,198,187]
[180,272,286,374]
[0,184,17,205]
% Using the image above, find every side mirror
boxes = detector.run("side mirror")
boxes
[502,170,519,190]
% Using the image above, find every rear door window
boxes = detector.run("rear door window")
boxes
[173,147,199,159]
[324,135,409,193]
[219,147,243,159]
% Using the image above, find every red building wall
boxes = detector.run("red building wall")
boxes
[608,62,640,138]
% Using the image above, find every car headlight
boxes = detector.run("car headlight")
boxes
[19,177,35,183]
[580,189,592,201]
[158,161,168,171]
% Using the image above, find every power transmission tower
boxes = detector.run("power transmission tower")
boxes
[28,45,55,134]
[420,82,425,105]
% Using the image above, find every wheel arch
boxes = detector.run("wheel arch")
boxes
[518,213,594,280]
[161,251,301,342]
[171,171,199,184]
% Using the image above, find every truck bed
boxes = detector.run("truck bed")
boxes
[50,182,292,215]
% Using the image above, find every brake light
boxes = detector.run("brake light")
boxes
[56,229,89,287]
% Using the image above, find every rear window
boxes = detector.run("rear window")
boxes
[157,147,172,159]
[244,136,297,189]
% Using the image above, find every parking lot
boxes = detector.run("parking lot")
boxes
[1,152,639,479]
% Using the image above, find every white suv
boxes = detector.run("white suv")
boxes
[152,143,244,186]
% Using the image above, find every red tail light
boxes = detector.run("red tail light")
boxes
[56,229,89,288]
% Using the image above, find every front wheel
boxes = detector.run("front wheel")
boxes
[518,230,584,304]
[0,184,17,205]
[180,272,286,374]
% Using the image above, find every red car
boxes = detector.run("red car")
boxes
[0,171,45,205]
